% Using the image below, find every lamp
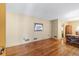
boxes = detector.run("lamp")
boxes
[76,26,79,35]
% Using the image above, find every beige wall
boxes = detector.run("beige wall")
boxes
[58,19,64,39]
[6,13,51,47]
[51,19,66,39]
[51,19,58,39]
[58,19,67,39]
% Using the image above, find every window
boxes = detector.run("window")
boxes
[34,23,43,31]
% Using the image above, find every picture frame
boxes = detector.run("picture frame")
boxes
[34,23,43,31]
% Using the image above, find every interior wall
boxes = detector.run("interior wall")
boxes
[58,19,63,39]
[51,19,58,39]
[0,4,5,47]
[51,19,66,39]
[6,13,51,47]
[58,19,67,39]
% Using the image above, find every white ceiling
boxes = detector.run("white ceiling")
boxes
[6,3,79,20]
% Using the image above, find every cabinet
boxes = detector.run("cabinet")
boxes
[65,25,72,35]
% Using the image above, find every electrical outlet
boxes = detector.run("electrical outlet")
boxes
[24,38,30,41]
[54,36,57,38]
[34,38,37,40]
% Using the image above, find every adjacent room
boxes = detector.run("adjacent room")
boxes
[6,3,79,56]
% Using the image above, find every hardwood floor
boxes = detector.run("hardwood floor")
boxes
[6,38,79,56]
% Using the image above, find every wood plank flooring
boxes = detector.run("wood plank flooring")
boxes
[6,38,79,56]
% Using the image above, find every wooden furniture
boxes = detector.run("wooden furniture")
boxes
[0,4,5,47]
[66,34,79,47]
[65,25,72,35]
